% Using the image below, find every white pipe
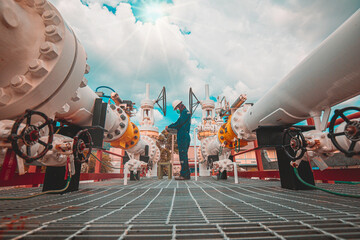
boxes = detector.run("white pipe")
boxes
[244,10,360,132]
[233,161,238,184]
[123,167,128,185]
[194,127,198,181]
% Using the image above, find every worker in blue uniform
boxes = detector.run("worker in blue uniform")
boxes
[166,100,191,180]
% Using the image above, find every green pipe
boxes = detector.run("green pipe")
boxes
[293,167,360,198]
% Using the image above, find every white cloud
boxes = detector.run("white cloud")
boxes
[48,0,360,131]
[153,109,164,122]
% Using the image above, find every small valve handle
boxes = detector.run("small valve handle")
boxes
[282,127,307,160]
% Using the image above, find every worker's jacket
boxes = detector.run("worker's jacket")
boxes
[168,108,191,147]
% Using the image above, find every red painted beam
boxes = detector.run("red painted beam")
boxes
[313,168,360,181]
[0,173,45,187]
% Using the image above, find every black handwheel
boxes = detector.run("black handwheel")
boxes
[73,129,93,163]
[283,127,307,160]
[189,87,200,116]
[155,86,167,116]
[8,109,53,163]
[328,107,360,157]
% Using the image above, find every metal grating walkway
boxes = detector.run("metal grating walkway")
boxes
[1,177,360,239]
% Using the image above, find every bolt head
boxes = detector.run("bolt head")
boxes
[11,75,32,93]
[35,0,51,14]
[80,77,88,88]
[29,59,48,77]
[11,75,23,87]
[71,91,80,102]
[40,42,58,60]
[0,88,11,106]
[57,103,70,114]
[85,64,90,74]
[42,10,61,26]
[45,25,63,42]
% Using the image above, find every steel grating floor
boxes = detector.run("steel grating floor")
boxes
[1,177,360,240]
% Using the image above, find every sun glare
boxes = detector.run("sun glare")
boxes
[142,2,165,23]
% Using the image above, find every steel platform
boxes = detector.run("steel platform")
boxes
[1,177,360,239]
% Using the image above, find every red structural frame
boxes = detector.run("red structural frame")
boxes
[1,112,359,187]
[0,149,125,187]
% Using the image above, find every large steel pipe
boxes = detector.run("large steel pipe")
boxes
[244,10,360,133]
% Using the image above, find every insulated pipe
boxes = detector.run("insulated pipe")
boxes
[242,10,360,134]
[0,0,88,120]
[0,0,156,163]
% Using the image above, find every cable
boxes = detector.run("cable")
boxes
[54,126,62,134]
[90,152,123,170]
[95,85,116,93]
[334,181,360,185]
[293,167,360,198]
[0,173,72,201]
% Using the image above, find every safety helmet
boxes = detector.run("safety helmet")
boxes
[172,100,182,110]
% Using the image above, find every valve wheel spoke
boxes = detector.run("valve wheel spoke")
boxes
[26,145,31,156]
[333,131,346,137]
[38,139,48,147]
[11,134,21,140]
[288,131,297,138]
[349,141,356,152]
[338,112,351,123]
[38,122,48,130]
[26,115,31,126]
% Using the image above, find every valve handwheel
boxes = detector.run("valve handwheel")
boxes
[73,129,93,163]
[283,127,307,160]
[328,107,360,157]
[9,109,54,163]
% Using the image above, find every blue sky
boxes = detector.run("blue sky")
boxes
[50,0,360,134]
